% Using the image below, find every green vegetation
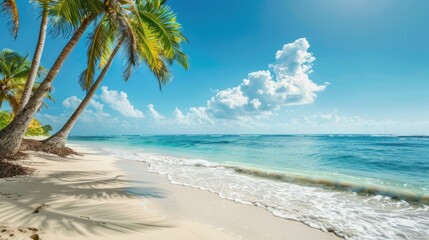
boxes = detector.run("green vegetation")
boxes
[0,48,52,137]
[0,111,52,136]
[0,49,51,113]
[0,111,11,130]
[0,49,31,112]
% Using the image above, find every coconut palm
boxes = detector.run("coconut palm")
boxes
[0,49,30,111]
[43,0,188,147]
[0,49,51,113]
[1,0,19,38]
[0,0,106,157]
[16,0,51,114]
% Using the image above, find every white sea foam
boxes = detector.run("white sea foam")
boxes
[114,150,429,240]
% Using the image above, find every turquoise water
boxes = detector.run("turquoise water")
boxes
[69,135,429,240]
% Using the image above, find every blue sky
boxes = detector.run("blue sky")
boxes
[1,0,429,135]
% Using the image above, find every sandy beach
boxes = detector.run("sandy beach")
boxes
[0,142,340,239]
[1,0,427,239]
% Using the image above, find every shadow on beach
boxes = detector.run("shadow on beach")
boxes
[0,151,171,238]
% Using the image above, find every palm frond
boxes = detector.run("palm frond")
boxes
[1,0,19,38]
[115,13,140,80]
[78,68,88,91]
[0,48,51,113]
[84,14,118,89]
[134,0,188,69]
[75,0,187,93]
[49,0,104,38]
[98,18,118,69]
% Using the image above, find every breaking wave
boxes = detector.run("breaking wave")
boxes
[112,151,429,240]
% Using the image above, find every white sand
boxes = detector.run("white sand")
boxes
[0,143,341,239]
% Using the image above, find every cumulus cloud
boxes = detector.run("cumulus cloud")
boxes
[206,38,327,119]
[89,99,104,112]
[100,86,144,118]
[173,107,214,125]
[147,104,165,120]
[62,96,82,109]
[62,96,112,122]
[163,38,327,125]
[174,107,186,124]
[49,87,144,135]
[42,95,119,135]
[62,96,104,112]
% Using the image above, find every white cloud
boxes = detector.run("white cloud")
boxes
[61,96,113,123]
[173,107,214,125]
[89,99,104,112]
[189,107,214,124]
[63,96,104,112]
[147,104,165,120]
[100,86,144,119]
[271,37,315,78]
[250,98,262,109]
[207,38,327,119]
[174,107,187,124]
[46,87,144,135]
[62,96,81,109]
[157,38,328,126]
[41,94,120,135]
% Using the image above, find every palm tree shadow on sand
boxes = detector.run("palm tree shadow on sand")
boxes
[0,152,172,237]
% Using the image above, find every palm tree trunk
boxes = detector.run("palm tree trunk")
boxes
[16,7,48,114]
[0,17,92,157]
[43,41,123,147]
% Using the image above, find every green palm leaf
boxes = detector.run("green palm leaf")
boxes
[50,0,104,38]
[0,49,52,113]
[83,14,118,89]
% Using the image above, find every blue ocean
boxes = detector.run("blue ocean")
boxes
[69,135,429,240]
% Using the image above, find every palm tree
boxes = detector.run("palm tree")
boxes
[16,0,51,114]
[0,0,106,157]
[43,0,188,147]
[1,0,19,38]
[0,49,50,113]
[0,49,30,111]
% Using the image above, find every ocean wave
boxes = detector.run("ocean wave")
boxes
[139,153,429,203]
[110,150,429,240]
[227,166,429,203]
[113,151,428,203]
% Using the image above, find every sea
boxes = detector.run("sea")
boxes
[69,134,429,240]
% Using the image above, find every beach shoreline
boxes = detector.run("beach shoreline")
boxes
[0,142,340,239]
